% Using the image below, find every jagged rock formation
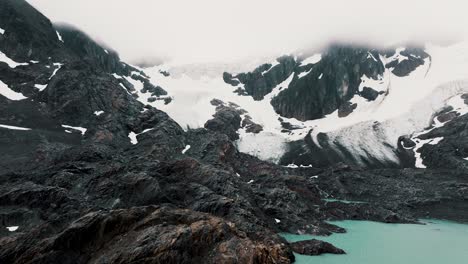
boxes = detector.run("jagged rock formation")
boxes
[224,45,427,122]
[271,46,385,121]
[224,56,297,100]
[397,93,468,170]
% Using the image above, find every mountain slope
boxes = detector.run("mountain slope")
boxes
[141,41,468,168]
[1,1,468,263]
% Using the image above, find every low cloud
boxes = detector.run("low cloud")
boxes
[29,0,468,64]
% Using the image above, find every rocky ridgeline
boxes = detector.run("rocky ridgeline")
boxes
[223,45,428,121]
[1,1,467,263]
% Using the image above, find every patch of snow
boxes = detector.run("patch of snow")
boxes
[0,80,27,100]
[285,164,299,168]
[318,73,323,79]
[275,218,281,223]
[182,145,191,154]
[310,175,319,179]
[128,128,154,145]
[104,49,109,54]
[56,31,64,42]
[49,63,63,79]
[358,72,389,93]
[0,27,5,35]
[261,59,281,75]
[61,125,87,136]
[235,173,241,177]
[128,132,138,145]
[236,131,287,163]
[30,60,39,64]
[247,180,254,184]
[94,110,104,116]
[298,69,312,79]
[0,124,31,130]
[34,84,48,91]
[0,51,28,68]
[367,52,378,62]
[119,83,131,95]
[301,53,322,65]
[6,226,19,232]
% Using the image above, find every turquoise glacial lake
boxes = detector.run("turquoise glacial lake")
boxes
[281,220,468,264]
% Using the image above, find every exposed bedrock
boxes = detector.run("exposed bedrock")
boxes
[290,239,346,256]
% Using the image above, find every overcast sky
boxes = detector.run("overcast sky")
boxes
[29,0,468,64]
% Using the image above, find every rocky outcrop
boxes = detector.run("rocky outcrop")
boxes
[0,206,292,264]
[224,45,428,122]
[271,46,385,121]
[290,239,345,256]
[204,100,243,140]
[384,47,429,77]
[397,94,468,170]
[360,87,382,101]
[204,100,263,140]
[224,56,297,100]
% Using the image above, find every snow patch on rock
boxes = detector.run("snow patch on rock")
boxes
[6,226,19,232]
[300,53,322,65]
[94,110,104,116]
[0,124,31,130]
[0,51,28,68]
[56,30,64,42]
[182,145,191,154]
[62,125,87,135]
[0,80,27,100]
[34,84,48,91]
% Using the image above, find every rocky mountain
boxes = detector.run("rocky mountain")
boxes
[1,0,468,263]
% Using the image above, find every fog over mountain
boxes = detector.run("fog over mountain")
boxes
[29,0,468,63]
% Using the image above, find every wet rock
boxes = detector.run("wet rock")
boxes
[290,239,345,255]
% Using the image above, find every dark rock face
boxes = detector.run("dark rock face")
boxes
[224,45,428,123]
[271,46,384,121]
[224,56,297,100]
[397,95,468,170]
[204,100,263,140]
[384,47,429,77]
[242,115,263,134]
[0,0,63,61]
[290,239,345,255]
[204,100,243,141]
[360,87,382,101]
[338,101,357,118]
[0,206,292,264]
[56,25,129,75]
